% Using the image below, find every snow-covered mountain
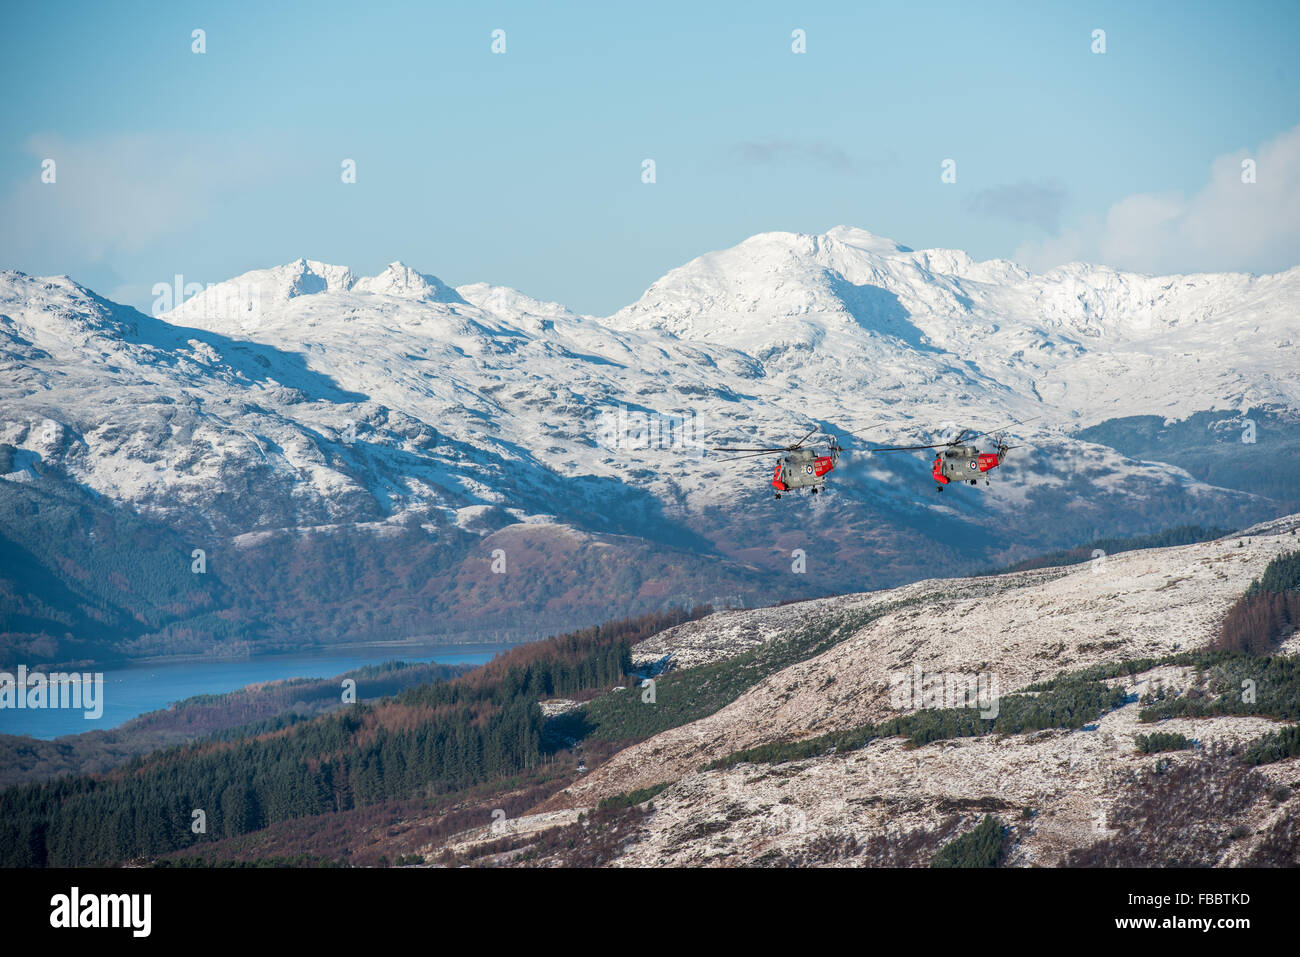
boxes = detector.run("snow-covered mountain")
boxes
[2,227,1297,664]
[608,225,1300,423]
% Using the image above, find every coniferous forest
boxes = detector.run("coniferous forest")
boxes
[0,608,703,867]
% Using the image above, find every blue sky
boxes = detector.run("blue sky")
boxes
[2,0,1298,314]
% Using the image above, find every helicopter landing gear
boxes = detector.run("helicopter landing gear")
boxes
[969,479,978,486]
[811,486,819,495]
[774,492,782,499]
[936,485,943,492]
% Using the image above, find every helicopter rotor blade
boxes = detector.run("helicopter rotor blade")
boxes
[833,420,890,441]
[869,442,948,452]
[790,427,820,450]
[711,447,792,453]
[868,415,1042,455]
[826,420,891,453]
[710,448,790,462]
[966,414,1042,443]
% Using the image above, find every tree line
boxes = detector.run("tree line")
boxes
[1213,548,1300,654]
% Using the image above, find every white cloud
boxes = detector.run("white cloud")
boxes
[730,138,895,174]
[967,179,1067,233]
[0,131,298,270]
[1014,123,1300,276]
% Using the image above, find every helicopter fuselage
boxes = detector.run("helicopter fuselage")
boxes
[932,445,1002,486]
[772,447,836,492]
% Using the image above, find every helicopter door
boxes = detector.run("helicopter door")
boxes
[932,455,948,484]
[771,460,788,491]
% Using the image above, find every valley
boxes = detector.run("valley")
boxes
[5,517,1296,868]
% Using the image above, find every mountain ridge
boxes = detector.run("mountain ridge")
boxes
[2,226,1297,665]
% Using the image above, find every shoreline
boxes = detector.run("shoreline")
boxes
[0,640,521,743]
[15,635,536,673]
[128,636,529,667]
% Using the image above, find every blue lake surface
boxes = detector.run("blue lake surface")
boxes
[0,643,510,740]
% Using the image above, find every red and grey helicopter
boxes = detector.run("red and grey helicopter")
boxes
[870,420,1033,491]
[712,425,879,499]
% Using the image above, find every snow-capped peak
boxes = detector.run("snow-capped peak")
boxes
[456,283,582,323]
[160,258,470,331]
[285,258,357,297]
[821,224,914,255]
[353,262,465,304]
[160,258,355,329]
[0,269,152,347]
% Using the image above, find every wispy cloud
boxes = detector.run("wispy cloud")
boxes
[1014,123,1300,276]
[966,179,1068,233]
[730,138,892,175]
[0,131,301,270]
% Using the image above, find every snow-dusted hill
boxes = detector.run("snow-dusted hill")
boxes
[424,515,1300,867]
[1,226,1297,662]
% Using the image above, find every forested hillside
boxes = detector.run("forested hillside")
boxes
[0,607,703,866]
